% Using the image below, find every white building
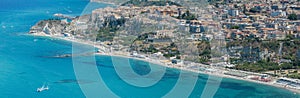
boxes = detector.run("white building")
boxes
[228,9,239,16]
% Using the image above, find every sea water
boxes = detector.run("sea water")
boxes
[0,0,299,98]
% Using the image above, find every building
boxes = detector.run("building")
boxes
[228,9,239,16]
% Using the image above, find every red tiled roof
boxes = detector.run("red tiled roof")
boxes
[261,28,275,31]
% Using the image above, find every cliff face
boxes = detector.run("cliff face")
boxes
[29,12,107,39]
[30,20,69,35]
[29,4,182,42]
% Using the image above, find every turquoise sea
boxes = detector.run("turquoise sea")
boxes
[0,0,299,98]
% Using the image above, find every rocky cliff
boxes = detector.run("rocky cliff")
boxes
[29,5,180,42]
[29,13,116,40]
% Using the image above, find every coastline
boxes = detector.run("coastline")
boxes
[28,33,300,94]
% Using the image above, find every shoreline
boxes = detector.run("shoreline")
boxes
[28,33,300,94]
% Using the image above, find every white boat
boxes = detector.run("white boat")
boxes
[37,84,49,92]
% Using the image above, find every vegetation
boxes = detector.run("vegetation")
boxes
[227,38,262,49]
[96,16,126,41]
[177,10,197,20]
[197,41,211,63]
[233,60,296,72]
[288,13,298,20]
[287,73,300,79]
[228,35,300,73]
[96,27,117,41]
[249,7,260,13]
[119,36,137,46]
[130,32,180,58]
[234,60,278,72]
[233,61,297,72]
[161,43,180,58]
[230,25,240,29]
[135,33,151,41]
[143,44,159,53]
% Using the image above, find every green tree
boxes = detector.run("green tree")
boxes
[249,8,259,13]
[288,13,298,20]
[178,10,197,20]
[231,25,240,29]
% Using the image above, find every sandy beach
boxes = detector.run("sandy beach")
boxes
[29,33,300,94]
